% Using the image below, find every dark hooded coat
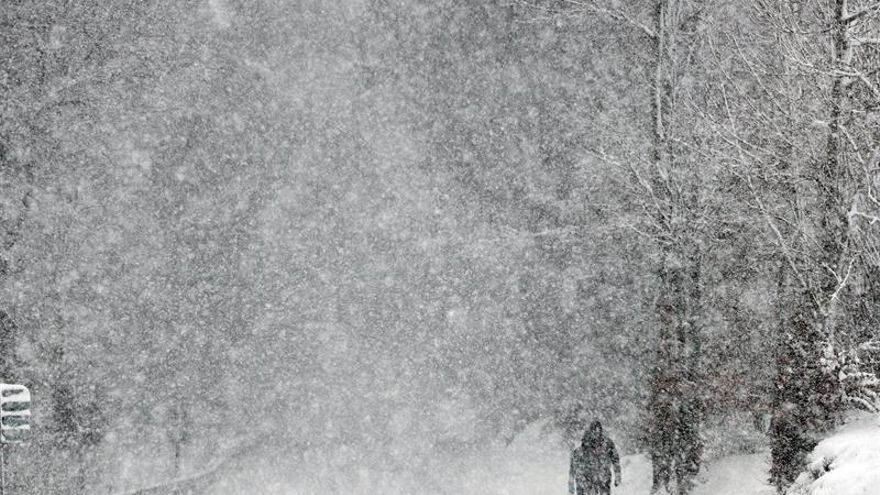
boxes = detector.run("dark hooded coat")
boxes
[569,421,621,495]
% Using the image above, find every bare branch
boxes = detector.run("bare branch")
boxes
[849,210,880,225]
[744,173,811,294]
[843,1,880,23]
[827,257,855,305]
[559,0,657,38]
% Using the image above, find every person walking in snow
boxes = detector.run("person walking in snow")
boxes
[569,420,622,495]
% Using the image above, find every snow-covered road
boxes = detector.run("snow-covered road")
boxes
[579,452,774,495]
[204,414,880,495]
[209,450,775,495]
[208,423,776,495]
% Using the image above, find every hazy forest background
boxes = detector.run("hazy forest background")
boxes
[1,0,879,493]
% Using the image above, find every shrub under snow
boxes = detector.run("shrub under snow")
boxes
[786,412,880,495]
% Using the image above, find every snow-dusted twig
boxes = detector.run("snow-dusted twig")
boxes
[559,0,657,39]
[849,210,880,225]
[744,174,811,295]
[842,1,880,23]
[826,257,855,305]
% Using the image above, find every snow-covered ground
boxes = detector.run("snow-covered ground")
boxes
[787,412,880,495]
[692,453,774,495]
[208,413,880,495]
[578,452,775,495]
[209,421,779,495]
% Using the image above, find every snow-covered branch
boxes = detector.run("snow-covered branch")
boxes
[565,0,657,39]
[826,258,855,305]
[842,1,880,23]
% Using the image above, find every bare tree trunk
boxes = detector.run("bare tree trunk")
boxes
[769,0,854,490]
[645,2,704,494]
[647,3,675,491]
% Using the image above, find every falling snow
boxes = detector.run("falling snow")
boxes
[1,1,879,494]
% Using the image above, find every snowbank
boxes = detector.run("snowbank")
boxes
[787,413,880,495]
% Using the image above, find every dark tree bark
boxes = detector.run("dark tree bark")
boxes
[644,2,705,493]
[768,1,855,489]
